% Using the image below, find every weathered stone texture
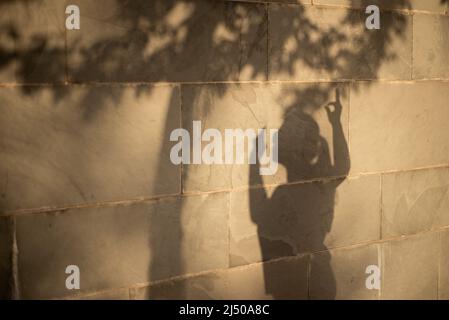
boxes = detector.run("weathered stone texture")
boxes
[382,167,449,238]
[381,233,439,299]
[350,81,449,174]
[0,0,447,301]
[310,244,379,300]
[15,192,229,299]
[68,288,130,300]
[67,0,267,82]
[0,85,180,212]
[131,255,309,299]
[413,14,449,79]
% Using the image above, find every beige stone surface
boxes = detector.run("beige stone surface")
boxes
[313,0,447,13]
[68,288,130,300]
[0,0,66,83]
[181,82,349,193]
[381,232,439,299]
[230,175,380,266]
[269,5,412,81]
[439,230,449,300]
[0,85,180,212]
[15,192,229,299]
[0,0,448,301]
[226,256,309,299]
[310,244,379,300]
[413,14,449,79]
[132,256,309,299]
[350,81,449,174]
[67,0,267,82]
[130,272,228,300]
[382,167,449,238]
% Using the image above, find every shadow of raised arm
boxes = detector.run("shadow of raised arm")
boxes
[325,88,350,179]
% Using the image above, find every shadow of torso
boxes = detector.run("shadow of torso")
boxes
[250,103,349,299]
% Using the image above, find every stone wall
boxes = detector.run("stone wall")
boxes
[0,0,448,299]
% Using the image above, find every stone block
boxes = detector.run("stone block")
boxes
[0,85,180,212]
[413,14,449,79]
[382,167,449,238]
[381,232,439,299]
[15,192,229,299]
[310,244,379,300]
[350,81,449,174]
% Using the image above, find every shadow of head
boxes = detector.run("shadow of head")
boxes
[278,109,328,182]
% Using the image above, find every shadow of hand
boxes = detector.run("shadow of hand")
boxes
[324,88,342,125]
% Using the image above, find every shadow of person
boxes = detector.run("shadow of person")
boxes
[249,88,350,299]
